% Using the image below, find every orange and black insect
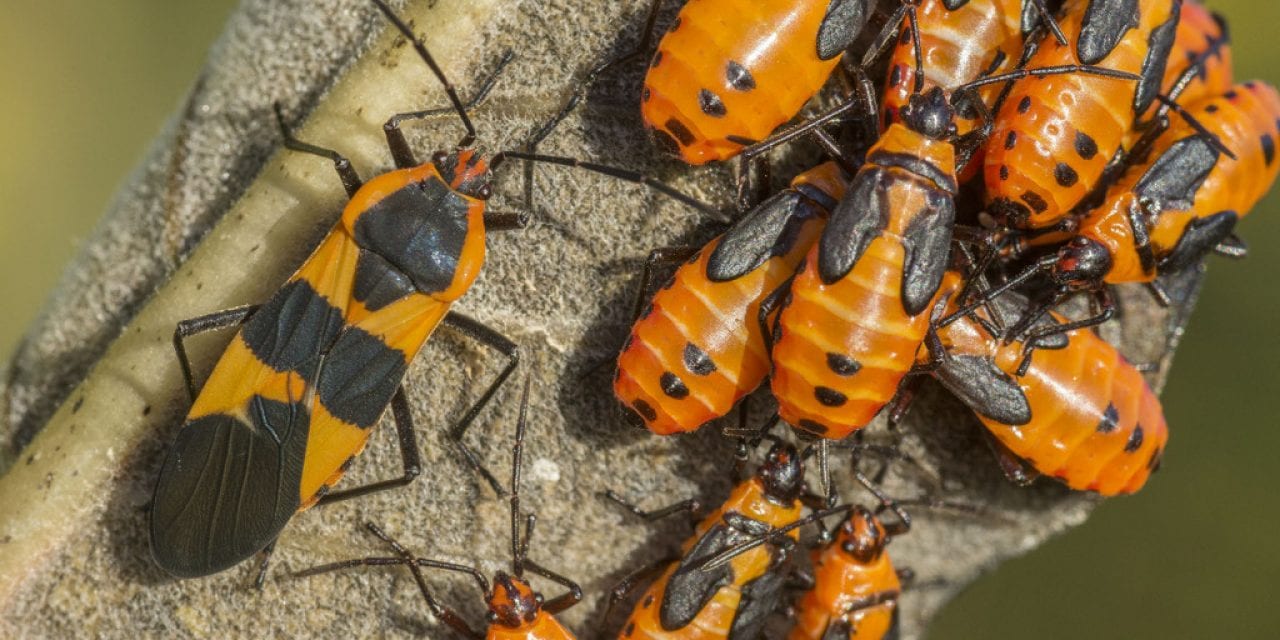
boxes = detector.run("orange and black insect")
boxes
[614,162,848,435]
[967,81,1280,341]
[149,0,712,582]
[296,380,582,639]
[641,0,878,165]
[764,74,1004,439]
[607,441,813,638]
[880,0,1061,141]
[787,501,906,640]
[984,0,1183,229]
[681,462,924,640]
[640,0,1063,167]
[926,271,1168,495]
[761,23,1135,439]
[1135,0,1232,126]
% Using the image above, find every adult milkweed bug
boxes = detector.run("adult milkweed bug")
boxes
[149,0,715,584]
[605,440,821,639]
[984,0,1184,229]
[925,271,1168,495]
[960,81,1280,342]
[614,161,849,435]
[295,379,582,639]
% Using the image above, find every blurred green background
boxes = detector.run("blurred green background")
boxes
[1,1,1275,637]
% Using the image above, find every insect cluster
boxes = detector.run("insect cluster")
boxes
[141,0,1277,638]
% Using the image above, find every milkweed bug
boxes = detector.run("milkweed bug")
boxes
[614,161,849,436]
[150,0,717,584]
[925,271,1168,495]
[605,439,825,639]
[984,0,1184,229]
[763,57,1134,440]
[958,81,1280,343]
[295,379,582,639]
[639,0,1064,167]
[881,0,1063,163]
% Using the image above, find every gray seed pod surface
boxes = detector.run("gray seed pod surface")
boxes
[0,0,1199,638]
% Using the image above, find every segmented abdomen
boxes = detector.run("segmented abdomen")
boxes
[1142,0,1232,121]
[987,328,1168,495]
[616,227,820,435]
[642,0,844,164]
[985,0,1180,228]
[882,0,1023,127]
[771,237,930,439]
[789,550,898,640]
[1148,81,1280,249]
[619,480,802,638]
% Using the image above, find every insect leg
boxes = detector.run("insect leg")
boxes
[315,386,422,505]
[252,539,276,590]
[172,304,260,402]
[603,490,702,523]
[603,556,679,628]
[442,312,520,496]
[522,559,585,614]
[382,50,517,168]
[272,103,363,197]
[523,0,668,151]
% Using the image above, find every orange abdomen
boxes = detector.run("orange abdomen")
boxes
[642,0,850,164]
[618,479,803,638]
[990,329,1167,495]
[1138,0,1232,123]
[934,275,1168,496]
[1074,81,1280,283]
[1147,82,1280,253]
[789,549,898,640]
[984,0,1181,228]
[770,237,930,438]
[614,230,818,434]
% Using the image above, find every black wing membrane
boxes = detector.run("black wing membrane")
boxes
[900,187,956,316]
[660,523,737,629]
[707,190,809,282]
[818,168,891,284]
[934,353,1032,426]
[149,395,309,577]
[729,561,790,639]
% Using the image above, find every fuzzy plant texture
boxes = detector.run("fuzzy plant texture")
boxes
[0,0,1198,637]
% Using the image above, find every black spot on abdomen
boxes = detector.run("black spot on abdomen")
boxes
[1075,131,1099,160]
[664,118,697,146]
[1095,403,1119,433]
[660,371,690,399]
[683,343,717,376]
[815,386,848,407]
[1055,163,1079,187]
[725,61,755,91]
[1124,425,1145,453]
[698,89,727,117]
[826,353,861,376]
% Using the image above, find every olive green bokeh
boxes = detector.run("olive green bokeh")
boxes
[0,1,1275,637]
